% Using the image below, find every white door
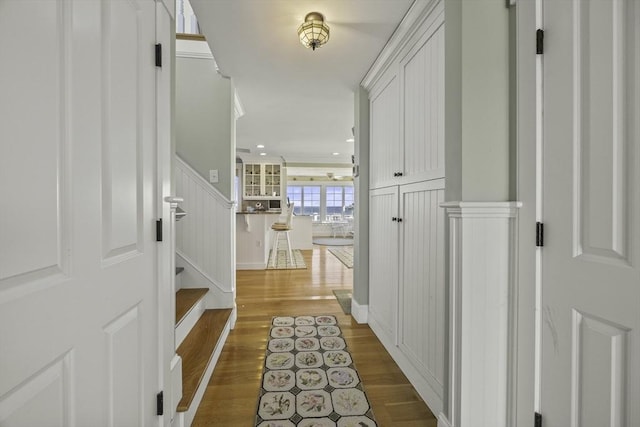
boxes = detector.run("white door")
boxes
[368,186,399,341]
[397,180,445,400]
[541,0,640,425]
[369,70,400,190]
[0,1,161,425]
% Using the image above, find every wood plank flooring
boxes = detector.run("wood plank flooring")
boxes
[192,247,437,426]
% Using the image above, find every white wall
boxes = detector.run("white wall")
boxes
[176,56,235,199]
[353,87,370,310]
[444,0,511,202]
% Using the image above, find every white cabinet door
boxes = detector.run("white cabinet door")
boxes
[400,22,445,183]
[368,187,399,340]
[0,1,160,425]
[370,71,401,190]
[541,0,640,425]
[398,179,445,398]
[243,163,282,199]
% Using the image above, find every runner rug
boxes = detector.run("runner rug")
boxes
[328,248,353,269]
[267,249,307,270]
[255,315,378,427]
[332,290,352,315]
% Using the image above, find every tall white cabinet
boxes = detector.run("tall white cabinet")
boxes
[364,1,446,414]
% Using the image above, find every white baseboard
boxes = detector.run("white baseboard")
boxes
[368,314,443,416]
[351,299,368,324]
[171,412,184,427]
[229,303,238,329]
[236,262,266,270]
[438,413,453,427]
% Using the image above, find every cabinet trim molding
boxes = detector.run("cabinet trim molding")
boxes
[361,0,442,91]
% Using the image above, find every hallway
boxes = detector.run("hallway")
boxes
[192,246,437,426]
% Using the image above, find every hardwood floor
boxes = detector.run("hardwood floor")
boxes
[192,247,437,426]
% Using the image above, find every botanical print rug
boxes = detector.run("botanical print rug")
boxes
[255,315,378,427]
[328,248,353,269]
[267,249,307,270]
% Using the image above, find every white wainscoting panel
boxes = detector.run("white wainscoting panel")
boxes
[441,202,521,427]
[175,156,235,306]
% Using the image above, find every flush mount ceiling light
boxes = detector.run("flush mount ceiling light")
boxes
[298,12,330,51]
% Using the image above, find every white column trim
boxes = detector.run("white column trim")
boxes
[440,201,521,427]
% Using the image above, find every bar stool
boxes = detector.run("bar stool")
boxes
[270,203,294,267]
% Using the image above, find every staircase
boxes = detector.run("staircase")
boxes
[172,269,233,427]
[170,155,237,426]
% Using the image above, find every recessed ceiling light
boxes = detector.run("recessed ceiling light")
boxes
[332,152,340,156]
[259,152,267,156]
[346,138,354,143]
[256,144,265,148]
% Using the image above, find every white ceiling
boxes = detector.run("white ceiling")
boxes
[190,0,415,166]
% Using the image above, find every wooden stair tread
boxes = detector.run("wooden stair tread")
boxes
[176,308,233,412]
[175,288,209,325]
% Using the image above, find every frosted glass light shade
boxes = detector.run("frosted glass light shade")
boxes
[298,12,330,50]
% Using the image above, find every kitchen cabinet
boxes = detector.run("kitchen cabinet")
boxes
[243,163,282,199]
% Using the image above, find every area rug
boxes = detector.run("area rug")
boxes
[255,316,378,427]
[332,290,352,315]
[312,237,354,246]
[267,249,307,270]
[328,248,353,269]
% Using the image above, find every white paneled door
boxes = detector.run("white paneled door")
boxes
[0,1,161,425]
[541,0,640,425]
[368,187,399,340]
[398,180,445,401]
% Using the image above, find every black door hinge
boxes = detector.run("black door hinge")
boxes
[156,391,164,416]
[156,219,163,242]
[536,222,544,247]
[536,29,544,54]
[535,412,542,427]
[155,43,162,67]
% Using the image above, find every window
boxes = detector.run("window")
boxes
[325,186,354,221]
[287,185,321,218]
[287,184,354,222]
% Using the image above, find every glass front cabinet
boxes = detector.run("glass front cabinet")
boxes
[243,163,282,199]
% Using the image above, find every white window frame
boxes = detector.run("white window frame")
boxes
[286,182,354,223]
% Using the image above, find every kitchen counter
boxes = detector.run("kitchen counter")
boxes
[236,214,312,270]
[236,210,281,214]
